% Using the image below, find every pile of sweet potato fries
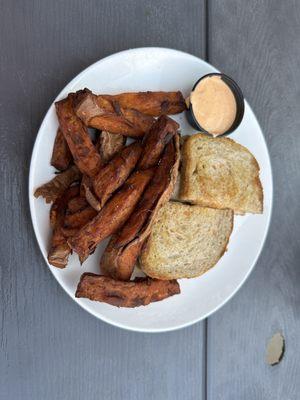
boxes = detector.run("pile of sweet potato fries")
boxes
[35,89,186,307]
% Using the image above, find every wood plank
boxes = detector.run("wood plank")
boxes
[0,1,206,399]
[207,1,300,399]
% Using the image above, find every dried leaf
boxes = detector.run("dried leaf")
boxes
[266,332,285,366]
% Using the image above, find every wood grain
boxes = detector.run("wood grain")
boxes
[0,0,206,399]
[207,1,300,399]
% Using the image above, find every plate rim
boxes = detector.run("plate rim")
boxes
[29,47,273,333]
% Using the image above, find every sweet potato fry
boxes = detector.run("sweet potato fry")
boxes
[49,185,80,228]
[79,174,92,197]
[118,140,176,247]
[91,142,143,210]
[62,206,98,239]
[75,273,180,307]
[137,115,179,169]
[60,228,78,239]
[63,206,97,230]
[75,91,154,138]
[102,91,186,116]
[81,132,126,209]
[55,95,102,177]
[48,185,79,268]
[64,192,97,233]
[48,230,71,268]
[68,169,154,261]
[100,237,138,281]
[51,128,72,171]
[95,131,126,162]
[51,185,80,218]
[120,107,155,137]
[66,196,88,214]
[82,183,100,211]
[34,165,81,203]
[101,136,180,280]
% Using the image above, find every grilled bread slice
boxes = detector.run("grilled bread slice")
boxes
[140,202,233,279]
[179,133,263,214]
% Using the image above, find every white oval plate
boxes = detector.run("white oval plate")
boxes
[29,48,273,333]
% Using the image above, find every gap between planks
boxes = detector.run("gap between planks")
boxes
[204,0,210,399]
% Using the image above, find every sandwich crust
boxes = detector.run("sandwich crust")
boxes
[179,133,263,214]
[140,202,234,279]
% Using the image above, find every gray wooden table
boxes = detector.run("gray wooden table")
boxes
[1,1,299,399]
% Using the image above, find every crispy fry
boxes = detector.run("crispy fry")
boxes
[66,196,88,214]
[60,228,78,238]
[55,95,102,177]
[79,174,92,197]
[75,92,154,138]
[48,185,79,268]
[62,206,98,239]
[75,273,180,307]
[83,185,100,211]
[101,136,180,280]
[90,142,143,210]
[34,165,81,203]
[120,107,155,137]
[68,169,154,261]
[48,230,71,269]
[80,173,103,211]
[70,88,92,108]
[51,128,72,171]
[63,206,97,229]
[100,237,139,281]
[95,131,126,162]
[50,185,80,227]
[51,186,80,219]
[102,91,186,116]
[65,192,97,233]
[81,132,126,209]
[138,115,179,169]
[119,140,176,247]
